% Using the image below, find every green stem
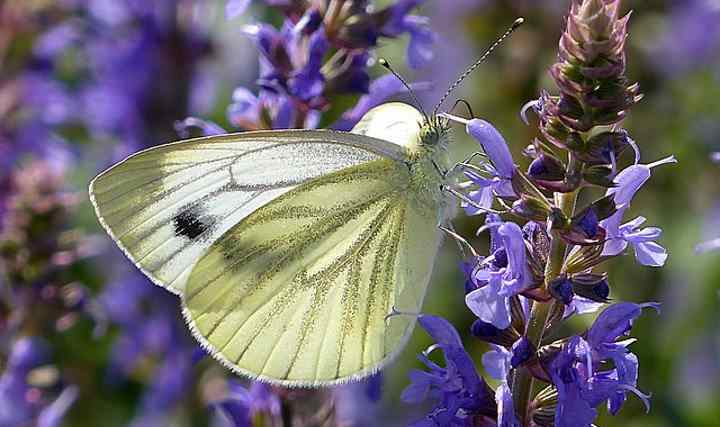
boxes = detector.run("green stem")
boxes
[513,156,580,426]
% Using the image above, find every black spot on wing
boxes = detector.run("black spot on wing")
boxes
[173,204,216,240]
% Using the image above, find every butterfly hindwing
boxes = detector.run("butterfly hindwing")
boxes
[182,158,443,385]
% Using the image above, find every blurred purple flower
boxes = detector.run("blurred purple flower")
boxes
[212,381,281,427]
[0,338,77,427]
[226,0,252,19]
[334,374,383,426]
[333,74,429,131]
[652,0,720,76]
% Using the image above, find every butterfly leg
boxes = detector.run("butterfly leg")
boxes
[437,221,478,259]
[443,151,487,179]
[439,183,506,215]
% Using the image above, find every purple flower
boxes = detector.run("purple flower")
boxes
[397,15,436,69]
[226,0,252,19]
[333,74,423,131]
[481,341,528,427]
[600,156,676,266]
[458,119,517,215]
[550,302,659,426]
[465,218,532,329]
[378,0,435,68]
[0,338,77,427]
[402,315,495,426]
[175,117,227,137]
[651,0,720,76]
[212,381,281,426]
[334,374,383,426]
[287,29,328,101]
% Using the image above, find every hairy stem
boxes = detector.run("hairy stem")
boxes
[513,155,580,425]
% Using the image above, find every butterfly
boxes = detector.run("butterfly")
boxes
[89,102,455,386]
[88,17,524,386]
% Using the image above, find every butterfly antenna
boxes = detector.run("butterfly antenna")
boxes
[378,58,430,123]
[433,17,524,116]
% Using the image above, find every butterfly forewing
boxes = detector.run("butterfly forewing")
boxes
[89,131,406,295]
[182,158,443,385]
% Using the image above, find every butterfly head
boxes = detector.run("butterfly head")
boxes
[419,114,450,151]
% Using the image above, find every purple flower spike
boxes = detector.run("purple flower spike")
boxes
[467,119,516,179]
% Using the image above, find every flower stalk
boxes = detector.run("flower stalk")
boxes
[514,159,581,424]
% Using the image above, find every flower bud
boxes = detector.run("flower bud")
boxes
[511,337,534,368]
[570,273,610,302]
[528,154,570,192]
[471,319,520,347]
[334,14,381,49]
[577,130,631,165]
[560,194,616,245]
[549,276,574,305]
[512,196,552,222]
[564,244,605,274]
[583,164,615,187]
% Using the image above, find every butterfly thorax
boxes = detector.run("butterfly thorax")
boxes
[403,121,452,221]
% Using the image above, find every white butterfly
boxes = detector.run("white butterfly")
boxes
[89,102,455,386]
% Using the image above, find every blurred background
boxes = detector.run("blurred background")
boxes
[1,0,718,426]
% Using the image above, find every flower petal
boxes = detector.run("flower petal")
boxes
[466,119,516,179]
[465,274,512,329]
[481,345,511,381]
[632,241,668,267]
[417,315,463,348]
[607,164,650,207]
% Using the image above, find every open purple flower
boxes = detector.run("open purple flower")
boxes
[456,119,517,215]
[402,315,495,426]
[550,302,659,426]
[600,157,676,266]
[465,217,532,329]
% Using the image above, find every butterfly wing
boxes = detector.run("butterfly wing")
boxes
[182,157,444,385]
[89,130,407,295]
